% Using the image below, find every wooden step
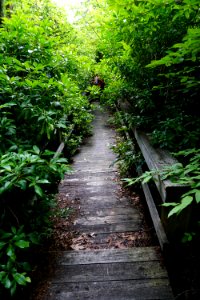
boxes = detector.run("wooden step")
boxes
[45,247,174,300]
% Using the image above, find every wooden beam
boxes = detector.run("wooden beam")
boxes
[56,247,160,265]
[54,125,75,158]
[114,106,169,249]
[133,128,187,203]
[138,167,169,251]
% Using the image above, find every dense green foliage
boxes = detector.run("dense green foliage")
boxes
[124,148,200,241]
[0,0,200,295]
[0,0,95,296]
[78,0,200,242]
[85,0,200,151]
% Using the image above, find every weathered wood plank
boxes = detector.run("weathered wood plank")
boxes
[68,195,130,208]
[62,186,118,193]
[56,247,161,265]
[63,177,117,184]
[68,231,152,248]
[113,109,169,250]
[73,163,116,169]
[60,181,118,187]
[82,207,139,217]
[138,167,169,251]
[78,199,130,210]
[45,279,173,300]
[71,167,117,173]
[133,128,186,203]
[75,214,141,226]
[60,190,118,198]
[65,170,117,177]
[52,261,169,283]
[54,125,75,158]
[73,222,142,234]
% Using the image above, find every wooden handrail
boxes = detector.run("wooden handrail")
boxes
[53,124,75,158]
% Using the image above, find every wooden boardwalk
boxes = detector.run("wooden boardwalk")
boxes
[45,104,174,300]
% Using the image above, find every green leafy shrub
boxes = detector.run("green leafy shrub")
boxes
[0,0,94,296]
[112,138,134,176]
[0,147,69,199]
[124,149,200,242]
[0,226,32,296]
[87,0,200,151]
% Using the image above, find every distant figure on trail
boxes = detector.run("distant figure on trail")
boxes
[94,74,99,85]
[93,74,105,91]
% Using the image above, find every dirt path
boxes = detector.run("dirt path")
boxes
[39,104,174,299]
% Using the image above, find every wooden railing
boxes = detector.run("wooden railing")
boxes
[115,101,188,251]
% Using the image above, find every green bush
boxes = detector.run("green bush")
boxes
[0,226,32,296]
[0,0,94,296]
[88,0,200,151]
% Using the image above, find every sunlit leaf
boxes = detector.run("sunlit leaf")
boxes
[15,240,29,249]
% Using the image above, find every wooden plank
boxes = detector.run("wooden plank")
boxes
[64,170,117,177]
[113,109,169,249]
[54,125,75,158]
[75,214,141,226]
[73,221,142,234]
[56,247,161,265]
[138,167,169,251]
[78,201,130,210]
[63,185,118,193]
[69,167,117,173]
[62,174,116,183]
[68,194,129,207]
[74,162,115,168]
[59,188,119,198]
[45,279,174,300]
[60,181,118,187]
[54,142,65,157]
[52,261,169,283]
[133,128,186,203]
[82,207,139,217]
[67,231,152,248]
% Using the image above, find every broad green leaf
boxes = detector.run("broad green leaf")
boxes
[162,202,178,207]
[0,232,12,239]
[195,190,200,203]
[2,165,12,172]
[13,273,30,286]
[33,145,40,154]
[18,179,27,190]
[4,276,11,289]
[0,102,16,109]
[142,175,152,184]
[53,158,68,163]
[168,196,193,218]
[34,185,43,197]
[37,179,49,184]
[15,240,30,249]
[6,245,15,258]
[11,227,17,234]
